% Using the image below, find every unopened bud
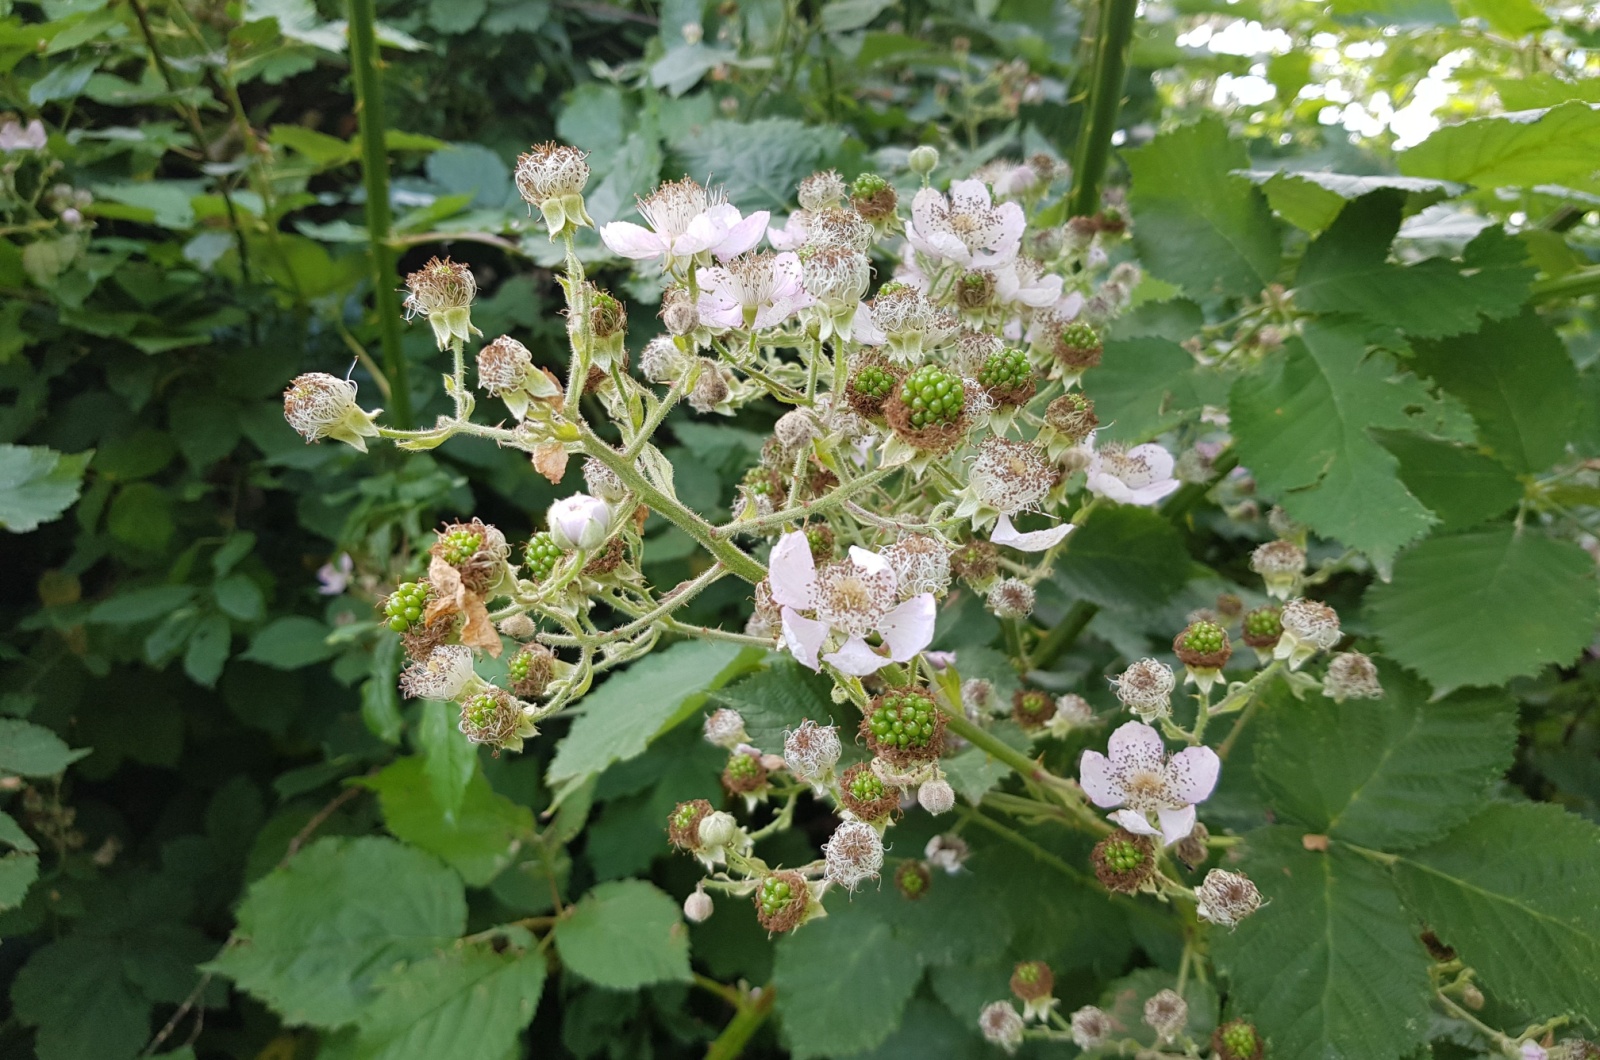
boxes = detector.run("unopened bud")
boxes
[1143,988,1188,1043]
[683,887,714,923]
[918,778,955,815]
[1461,983,1485,1010]
[582,458,628,502]
[908,144,940,175]
[547,493,611,551]
[698,810,739,850]
[703,707,748,749]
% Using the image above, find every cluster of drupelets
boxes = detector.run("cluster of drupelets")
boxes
[283,141,1387,1054]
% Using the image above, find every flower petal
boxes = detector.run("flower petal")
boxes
[1156,805,1197,847]
[599,222,665,259]
[1128,443,1176,481]
[780,607,828,671]
[714,209,771,260]
[1166,746,1221,805]
[823,635,887,676]
[847,545,894,580]
[1110,808,1161,837]
[991,513,1074,552]
[851,302,886,345]
[769,531,819,609]
[1106,720,1166,773]
[878,594,936,662]
[1078,749,1124,807]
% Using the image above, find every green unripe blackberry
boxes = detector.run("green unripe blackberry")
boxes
[742,466,777,497]
[1213,1019,1263,1060]
[895,860,931,900]
[1060,321,1099,349]
[438,528,484,566]
[383,581,431,633]
[722,751,768,795]
[1045,391,1099,442]
[1092,829,1155,894]
[1009,960,1054,1004]
[851,173,890,198]
[877,280,913,297]
[758,876,792,918]
[727,753,760,782]
[848,769,887,802]
[977,348,1032,392]
[861,688,945,764]
[1054,320,1103,371]
[753,869,811,933]
[523,532,562,582]
[804,523,835,561]
[1012,688,1056,730]
[1175,618,1232,669]
[838,761,900,821]
[462,692,499,730]
[850,363,896,402]
[1242,605,1283,650]
[899,364,965,430]
[666,798,713,850]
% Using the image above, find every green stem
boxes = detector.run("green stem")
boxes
[1530,263,1600,303]
[348,0,410,426]
[1030,600,1099,670]
[1067,0,1138,217]
[705,985,777,1060]
[957,807,1109,894]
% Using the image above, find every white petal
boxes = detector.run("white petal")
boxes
[1128,443,1176,482]
[1166,746,1221,805]
[780,607,829,671]
[769,531,819,609]
[1156,806,1197,846]
[991,513,1074,552]
[847,545,893,580]
[599,222,665,259]
[1085,471,1137,504]
[852,302,886,345]
[1110,808,1161,837]
[1106,720,1166,772]
[823,635,888,676]
[675,213,723,256]
[1078,750,1124,807]
[878,594,936,662]
[1127,479,1182,506]
[714,210,770,260]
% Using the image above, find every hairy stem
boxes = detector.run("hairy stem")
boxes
[704,985,777,1060]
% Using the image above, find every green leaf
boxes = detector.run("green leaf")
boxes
[1211,827,1432,1060]
[0,719,90,776]
[0,851,40,911]
[242,615,337,668]
[88,585,197,624]
[552,879,692,990]
[362,756,533,887]
[1393,802,1600,1016]
[1366,527,1599,692]
[671,119,846,212]
[1399,100,1600,194]
[420,700,478,820]
[1293,194,1532,338]
[1255,663,1516,850]
[1125,117,1281,299]
[207,836,466,1028]
[1239,169,1462,234]
[183,613,232,688]
[0,444,92,533]
[213,573,266,622]
[1230,320,1438,565]
[1084,337,1210,443]
[821,0,896,32]
[0,809,38,853]
[773,901,925,1059]
[106,482,175,551]
[1054,504,1193,610]
[270,123,358,166]
[11,935,151,1060]
[346,946,545,1060]
[1411,310,1580,474]
[547,641,759,791]
[1375,431,1523,531]
[708,658,843,752]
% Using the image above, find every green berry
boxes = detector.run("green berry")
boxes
[1181,620,1227,655]
[462,692,499,729]
[849,769,888,802]
[1221,1021,1259,1057]
[851,173,890,197]
[897,864,926,896]
[508,652,531,682]
[758,877,794,919]
[851,364,896,402]
[877,280,912,297]
[977,348,1032,391]
[743,466,774,496]
[726,753,761,782]
[1016,691,1051,718]
[438,528,483,566]
[523,532,562,582]
[383,581,431,632]
[1102,838,1145,873]
[672,803,698,830]
[900,364,965,430]
[1244,606,1282,639]
[1059,321,1099,350]
[867,691,938,750]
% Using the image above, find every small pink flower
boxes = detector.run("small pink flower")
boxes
[1078,721,1219,845]
[1085,437,1180,507]
[316,553,354,595]
[599,177,768,269]
[768,531,936,676]
[695,252,815,330]
[907,179,1024,268]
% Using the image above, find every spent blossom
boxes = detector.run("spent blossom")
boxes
[1110,658,1176,721]
[979,1002,1025,1054]
[1079,721,1220,845]
[1277,598,1342,668]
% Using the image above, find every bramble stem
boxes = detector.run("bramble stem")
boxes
[1068,0,1137,217]
[704,985,777,1060]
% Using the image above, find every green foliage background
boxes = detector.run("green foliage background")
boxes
[4,0,1600,1058]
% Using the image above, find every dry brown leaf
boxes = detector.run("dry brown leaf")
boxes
[531,442,569,485]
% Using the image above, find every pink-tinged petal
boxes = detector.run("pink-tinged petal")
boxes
[1166,746,1220,805]
[675,213,724,256]
[1107,721,1166,772]
[696,265,732,293]
[852,302,886,345]
[781,607,828,671]
[1129,443,1177,482]
[949,178,995,212]
[767,215,807,251]
[823,635,888,676]
[847,545,893,581]
[1156,805,1197,847]
[769,531,819,609]
[714,210,770,260]
[878,594,936,662]
[1110,808,1161,837]
[771,252,805,288]
[1078,749,1124,807]
[600,222,666,259]
[751,303,796,330]
[991,513,1074,552]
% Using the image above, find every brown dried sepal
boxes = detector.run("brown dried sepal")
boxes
[1009,960,1055,1003]
[400,611,458,662]
[852,184,898,222]
[985,375,1037,409]
[884,379,967,454]
[430,518,503,596]
[1173,821,1210,871]
[1091,829,1156,894]
[582,536,627,577]
[426,555,501,657]
[666,798,713,850]
[1054,334,1103,372]
[838,762,902,822]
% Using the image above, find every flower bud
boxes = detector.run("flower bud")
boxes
[823,819,884,891]
[1143,988,1188,1043]
[917,778,955,815]
[1251,539,1306,599]
[283,373,381,452]
[683,887,714,923]
[498,613,537,640]
[1213,1019,1264,1060]
[404,256,480,351]
[1110,658,1176,722]
[1323,651,1383,702]
[703,708,748,749]
[640,334,689,385]
[986,578,1036,620]
[783,720,842,783]
[1092,829,1156,894]
[515,142,593,238]
[399,645,477,701]
[1195,868,1263,929]
[774,408,821,451]
[979,1002,1025,1053]
[688,359,732,413]
[908,144,940,175]
[1461,983,1486,1010]
[546,493,611,551]
[697,810,739,850]
[1070,1006,1115,1050]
